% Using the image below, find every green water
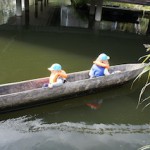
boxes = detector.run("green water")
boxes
[0,29,150,150]
[0,29,149,83]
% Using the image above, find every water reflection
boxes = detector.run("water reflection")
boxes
[0,76,150,150]
[0,116,150,150]
[0,0,149,34]
[60,5,149,34]
[0,0,16,24]
[0,0,34,25]
[1,81,150,124]
[86,99,103,110]
[0,116,150,135]
[61,5,88,28]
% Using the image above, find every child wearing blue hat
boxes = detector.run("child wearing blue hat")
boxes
[89,53,110,78]
[43,63,68,88]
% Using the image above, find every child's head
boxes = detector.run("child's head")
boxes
[98,53,110,63]
[48,63,62,73]
[98,53,110,61]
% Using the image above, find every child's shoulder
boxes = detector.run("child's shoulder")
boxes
[93,60,110,69]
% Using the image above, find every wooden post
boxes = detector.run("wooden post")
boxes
[35,0,38,18]
[89,0,95,15]
[95,0,103,21]
[40,0,43,12]
[146,19,150,35]
[16,0,22,16]
[24,0,29,27]
[44,0,46,7]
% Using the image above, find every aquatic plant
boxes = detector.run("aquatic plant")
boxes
[132,44,150,110]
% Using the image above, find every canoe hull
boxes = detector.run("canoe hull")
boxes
[0,63,146,112]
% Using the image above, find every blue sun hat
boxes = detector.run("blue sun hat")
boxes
[98,53,110,61]
[48,63,62,71]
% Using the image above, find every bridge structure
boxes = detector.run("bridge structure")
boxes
[90,0,150,34]
[111,0,150,5]
[15,0,150,34]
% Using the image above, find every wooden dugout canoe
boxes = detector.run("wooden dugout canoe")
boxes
[0,63,146,112]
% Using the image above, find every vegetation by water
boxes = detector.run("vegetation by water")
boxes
[134,44,150,110]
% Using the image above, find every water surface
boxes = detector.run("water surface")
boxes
[0,28,150,150]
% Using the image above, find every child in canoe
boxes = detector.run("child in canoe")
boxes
[43,63,68,88]
[89,53,110,78]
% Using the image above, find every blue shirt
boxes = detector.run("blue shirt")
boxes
[89,64,105,77]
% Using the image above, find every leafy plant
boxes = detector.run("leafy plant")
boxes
[132,44,150,110]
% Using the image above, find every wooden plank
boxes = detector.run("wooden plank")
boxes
[24,0,29,26]
[111,0,150,5]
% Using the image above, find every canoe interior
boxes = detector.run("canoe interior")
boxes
[0,63,145,96]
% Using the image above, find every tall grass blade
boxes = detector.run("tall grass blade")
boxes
[136,72,150,108]
[142,101,150,111]
[131,65,149,89]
